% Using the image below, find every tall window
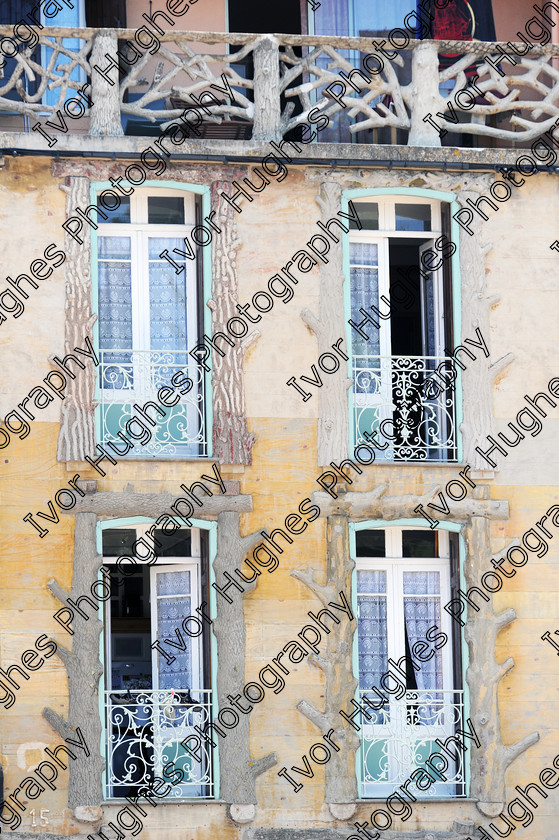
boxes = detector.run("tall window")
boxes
[101,524,214,800]
[348,195,457,462]
[355,527,464,798]
[96,189,207,458]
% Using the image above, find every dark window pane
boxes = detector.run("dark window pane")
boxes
[97,195,131,223]
[148,197,185,224]
[395,203,431,231]
[351,202,378,230]
[402,530,437,557]
[356,529,385,557]
[154,529,192,557]
[103,529,136,556]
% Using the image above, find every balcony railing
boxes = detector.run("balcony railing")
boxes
[105,688,214,800]
[359,689,466,798]
[353,355,458,462]
[98,350,207,458]
[1,26,558,147]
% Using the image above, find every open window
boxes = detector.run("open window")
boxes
[95,188,207,459]
[355,526,465,799]
[101,524,214,800]
[348,195,457,462]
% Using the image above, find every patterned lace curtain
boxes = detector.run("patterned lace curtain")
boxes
[357,570,388,720]
[156,569,192,690]
[148,237,188,354]
[403,571,443,724]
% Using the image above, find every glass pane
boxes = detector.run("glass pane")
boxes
[102,529,136,556]
[98,237,133,380]
[356,530,386,558]
[350,242,378,266]
[395,203,431,232]
[404,593,443,698]
[156,570,191,597]
[402,531,437,558]
[97,196,130,224]
[354,0,412,34]
[351,202,378,230]
[403,571,440,595]
[157,594,192,689]
[357,569,386,593]
[155,530,192,557]
[98,236,131,260]
[149,237,188,352]
[148,196,185,224]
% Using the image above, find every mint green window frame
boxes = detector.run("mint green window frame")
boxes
[350,518,469,799]
[342,187,463,463]
[96,516,219,801]
[90,181,214,460]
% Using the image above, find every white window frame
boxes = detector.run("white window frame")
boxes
[102,523,203,691]
[96,188,203,456]
[349,196,452,461]
[356,527,462,798]
[96,188,198,361]
[102,524,211,800]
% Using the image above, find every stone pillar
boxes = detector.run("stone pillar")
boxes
[301,182,352,467]
[210,179,257,465]
[43,510,105,814]
[55,176,97,464]
[292,514,359,807]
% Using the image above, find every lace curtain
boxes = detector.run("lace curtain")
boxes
[156,570,192,690]
[357,570,387,694]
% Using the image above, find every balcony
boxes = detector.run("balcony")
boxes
[98,350,208,459]
[105,688,214,799]
[1,26,558,149]
[353,355,458,462]
[358,689,466,798]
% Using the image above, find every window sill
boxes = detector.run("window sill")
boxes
[357,796,474,802]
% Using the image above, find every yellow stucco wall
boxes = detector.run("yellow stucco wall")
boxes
[1,155,558,838]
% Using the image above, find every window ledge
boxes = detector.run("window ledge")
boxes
[357,797,475,803]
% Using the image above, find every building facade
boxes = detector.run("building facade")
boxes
[1,1,559,839]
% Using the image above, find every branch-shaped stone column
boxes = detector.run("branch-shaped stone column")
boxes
[55,175,97,463]
[43,511,105,814]
[301,182,352,466]
[463,501,539,816]
[210,180,258,465]
[213,511,277,810]
[457,193,515,470]
[291,515,359,809]
[90,31,125,136]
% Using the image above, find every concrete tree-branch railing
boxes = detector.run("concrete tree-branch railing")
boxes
[1,25,559,146]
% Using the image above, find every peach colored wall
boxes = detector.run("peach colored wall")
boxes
[493,0,559,43]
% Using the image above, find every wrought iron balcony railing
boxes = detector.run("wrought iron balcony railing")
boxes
[98,349,207,458]
[358,689,466,798]
[105,688,214,800]
[1,26,558,147]
[353,355,458,462]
